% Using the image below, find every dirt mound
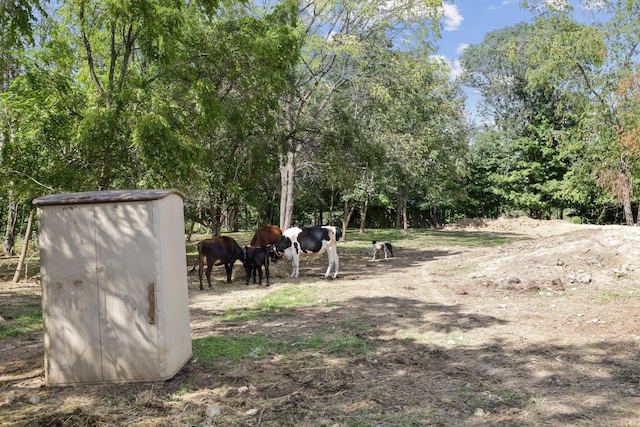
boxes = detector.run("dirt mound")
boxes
[463,225,640,291]
[444,216,599,236]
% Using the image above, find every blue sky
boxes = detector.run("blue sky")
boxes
[435,1,606,123]
[436,1,535,123]
[437,0,533,75]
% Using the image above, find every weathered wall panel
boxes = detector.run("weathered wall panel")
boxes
[95,202,159,381]
[153,195,192,377]
[39,204,103,384]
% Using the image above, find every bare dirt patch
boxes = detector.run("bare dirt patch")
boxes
[2,218,640,426]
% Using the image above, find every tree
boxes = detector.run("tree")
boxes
[376,54,467,229]
[0,0,45,256]
[169,0,301,234]
[4,0,301,237]
[296,38,390,235]
[463,129,509,218]
[522,0,640,224]
[460,21,592,219]
[3,0,201,196]
[296,39,467,233]
[276,0,443,230]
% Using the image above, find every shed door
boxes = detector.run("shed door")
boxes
[40,204,103,384]
[95,202,159,380]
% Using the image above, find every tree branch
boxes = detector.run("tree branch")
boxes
[118,24,137,93]
[3,170,55,190]
[79,0,104,96]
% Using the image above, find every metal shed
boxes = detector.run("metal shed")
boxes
[33,189,192,386]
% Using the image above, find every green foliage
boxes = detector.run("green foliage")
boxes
[526,16,606,90]
[172,0,301,230]
[315,45,468,228]
[2,62,85,196]
[460,19,602,219]
[0,0,43,50]
[276,0,448,228]
[7,0,640,230]
[511,0,640,223]
[2,0,303,235]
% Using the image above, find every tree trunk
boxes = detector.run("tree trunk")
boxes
[268,191,277,225]
[187,220,196,241]
[4,199,17,256]
[341,200,355,243]
[213,206,222,236]
[396,186,409,232]
[620,158,634,225]
[329,185,335,226]
[279,150,296,230]
[358,196,369,234]
[209,196,223,236]
[1,53,14,160]
[403,205,409,232]
[12,209,35,283]
[230,204,240,232]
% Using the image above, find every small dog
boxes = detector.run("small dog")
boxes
[371,241,394,260]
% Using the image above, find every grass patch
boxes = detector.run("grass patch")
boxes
[322,334,369,355]
[0,311,42,339]
[0,294,42,339]
[597,290,639,302]
[193,329,372,365]
[294,332,370,356]
[257,285,323,310]
[193,334,285,364]
[215,286,327,323]
[344,228,522,249]
[217,307,263,322]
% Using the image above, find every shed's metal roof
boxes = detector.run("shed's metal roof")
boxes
[33,189,185,206]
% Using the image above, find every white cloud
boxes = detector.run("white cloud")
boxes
[541,0,569,11]
[441,3,463,31]
[450,59,463,79]
[456,43,469,55]
[489,1,515,10]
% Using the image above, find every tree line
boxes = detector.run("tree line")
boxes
[2,0,640,258]
[462,0,640,225]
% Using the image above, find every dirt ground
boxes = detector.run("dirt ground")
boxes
[2,217,640,426]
